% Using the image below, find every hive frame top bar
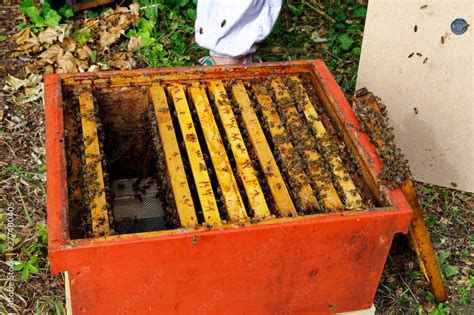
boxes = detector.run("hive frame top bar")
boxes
[44,60,412,253]
[58,60,325,86]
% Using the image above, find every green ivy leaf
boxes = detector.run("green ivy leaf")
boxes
[22,6,43,25]
[138,31,155,47]
[137,18,155,34]
[185,8,196,20]
[75,31,92,45]
[437,250,451,264]
[41,2,52,16]
[59,4,74,18]
[0,35,7,41]
[338,34,354,51]
[354,6,367,18]
[44,9,62,27]
[442,264,459,278]
[86,10,99,19]
[19,0,35,14]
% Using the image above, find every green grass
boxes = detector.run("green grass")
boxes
[260,0,367,94]
[89,0,367,95]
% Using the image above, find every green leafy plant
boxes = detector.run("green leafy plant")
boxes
[437,250,459,279]
[14,255,40,280]
[18,0,74,32]
[0,233,21,254]
[35,224,48,245]
[127,0,201,67]
[429,302,450,315]
[74,31,92,45]
[458,287,469,305]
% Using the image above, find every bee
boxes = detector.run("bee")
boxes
[414,107,419,114]
[199,27,203,34]
[408,53,415,58]
[423,57,428,64]
[414,25,418,32]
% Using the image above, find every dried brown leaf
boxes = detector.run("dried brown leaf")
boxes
[11,34,41,57]
[12,28,31,45]
[25,63,40,75]
[129,3,140,16]
[127,36,141,51]
[76,45,93,60]
[75,59,89,72]
[109,52,128,70]
[4,74,42,91]
[63,37,76,52]
[38,44,63,64]
[98,27,124,52]
[38,27,59,45]
[56,51,77,73]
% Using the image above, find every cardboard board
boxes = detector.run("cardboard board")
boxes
[357,0,473,192]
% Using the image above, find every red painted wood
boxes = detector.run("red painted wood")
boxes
[44,60,413,314]
[44,74,69,249]
[50,209,410,314]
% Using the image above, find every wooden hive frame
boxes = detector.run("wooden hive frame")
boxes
[45,60,414,314]
[66,65,386,237]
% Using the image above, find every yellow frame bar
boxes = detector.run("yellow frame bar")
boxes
[232,81,297,217]
[188,83,246,223]
[208,80,270,220]
[167,84,221,224]
[78,88,110,237]
[150,84,200,227]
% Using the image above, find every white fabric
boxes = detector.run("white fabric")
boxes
[195,0,282,57]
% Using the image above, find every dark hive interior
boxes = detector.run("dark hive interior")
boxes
[61,72,388,239]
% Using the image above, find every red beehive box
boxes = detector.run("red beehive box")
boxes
[45,60,412,314]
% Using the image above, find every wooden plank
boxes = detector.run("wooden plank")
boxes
[287,76,363,209]
[61,63,311,88]
[231,81,297,217]
[78,89,110,237]
[208,80,270,220]
[188,83,247,222]
[167,84,221,224]
[251,83,320,212]
[271,77,343,211]
[150,84,201,227]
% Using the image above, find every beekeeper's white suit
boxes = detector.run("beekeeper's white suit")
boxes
[195,0,282,58]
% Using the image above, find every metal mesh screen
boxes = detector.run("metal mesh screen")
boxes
[112,178,170,233]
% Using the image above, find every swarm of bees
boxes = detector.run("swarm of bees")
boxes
[353,89,412,189]
[65,75,382,237]
[64,94,114,237]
